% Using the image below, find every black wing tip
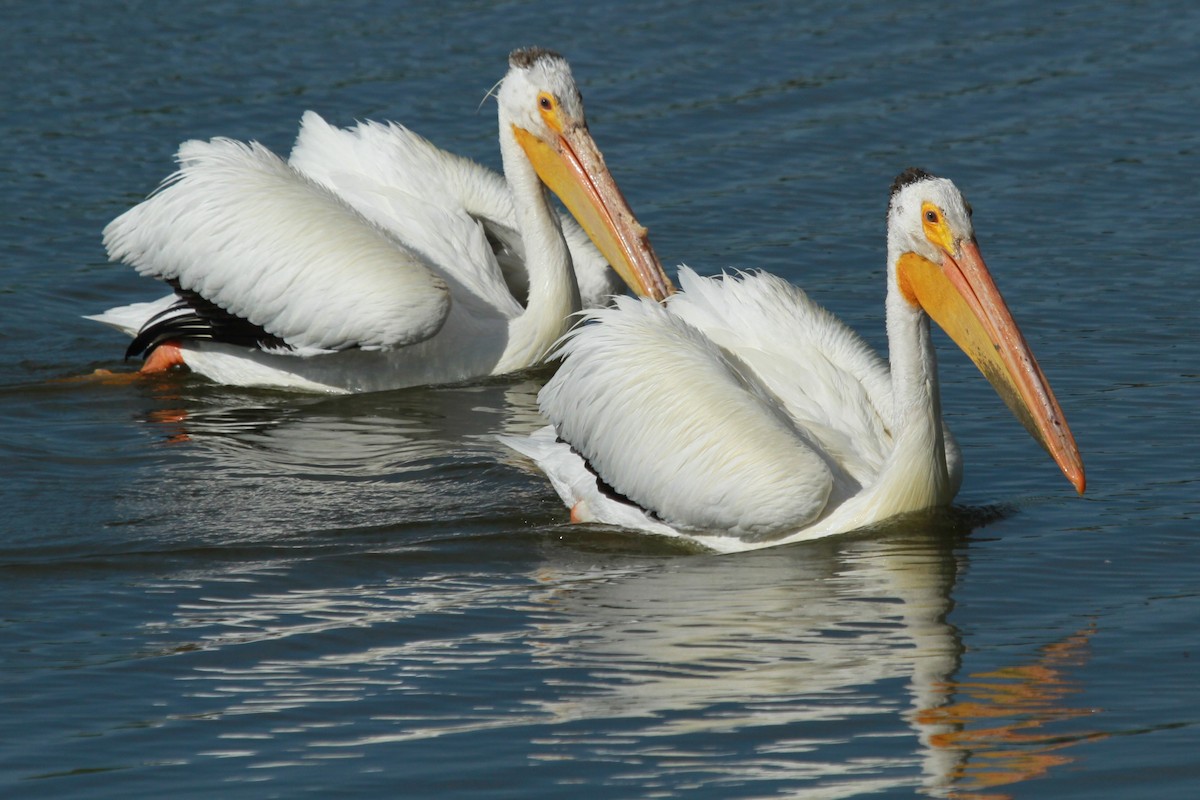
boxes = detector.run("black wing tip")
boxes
[125,282,291,362]
[124,313,214,361]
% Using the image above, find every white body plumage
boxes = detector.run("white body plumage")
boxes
[92,49,670,393]
[506,172,1085,553]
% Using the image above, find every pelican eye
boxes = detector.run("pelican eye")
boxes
[924,209,939,224]
[538,93,554,110]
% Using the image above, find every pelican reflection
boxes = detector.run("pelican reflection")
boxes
[119,380,1101,796]
[117,376,550,543]
[522,515,1102,798]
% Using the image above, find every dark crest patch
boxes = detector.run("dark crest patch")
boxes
[509,46,565,69]
[890,167,936,198]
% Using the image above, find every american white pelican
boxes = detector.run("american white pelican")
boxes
[505,169,1086,553]
[92,47,672,394]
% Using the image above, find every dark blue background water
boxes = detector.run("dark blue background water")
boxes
[3,1,1198,797]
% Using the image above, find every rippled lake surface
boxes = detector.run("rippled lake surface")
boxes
[3,1,1199,797]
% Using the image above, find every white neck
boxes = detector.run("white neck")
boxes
[493,117,581,372]
[875,239,954,509]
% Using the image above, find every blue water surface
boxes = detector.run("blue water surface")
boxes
[2,1,1198,798]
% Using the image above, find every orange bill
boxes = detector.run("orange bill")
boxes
[897,241,1086,494]
[513,122,674,303]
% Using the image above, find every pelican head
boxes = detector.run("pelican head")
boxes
[888,168,1086,494]
[497,47,674,302]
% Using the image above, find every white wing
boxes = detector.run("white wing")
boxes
[289,111,621,308]
[103,138,451,354]
[85,293,179,338]
[665,269,960,493]
[538,294,841,540]
[501,424,681,536]
[666,266,896,484]
[518,267,968,546]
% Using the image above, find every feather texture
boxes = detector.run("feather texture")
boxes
[507,172,1084,552]
[104,138,452,353]
[93,49,667,393]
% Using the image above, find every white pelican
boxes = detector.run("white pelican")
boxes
[505,169,1086,553]
[92,48,672,394]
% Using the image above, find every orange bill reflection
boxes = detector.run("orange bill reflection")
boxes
[917,624,1106,799]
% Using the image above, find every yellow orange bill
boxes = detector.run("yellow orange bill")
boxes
[898,242,1086,494]
[513,123,674,302]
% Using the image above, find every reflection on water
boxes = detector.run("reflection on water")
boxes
[136,372,548,456]
[921,625,1103,800]
[521,524,966,796]
[111,374,551,543]
[124,507,1102,797]
[24,371,1106,797]
[37,330,1107,797]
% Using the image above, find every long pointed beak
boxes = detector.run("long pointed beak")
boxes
[898,241,1086,494]
[512,122,674,302]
